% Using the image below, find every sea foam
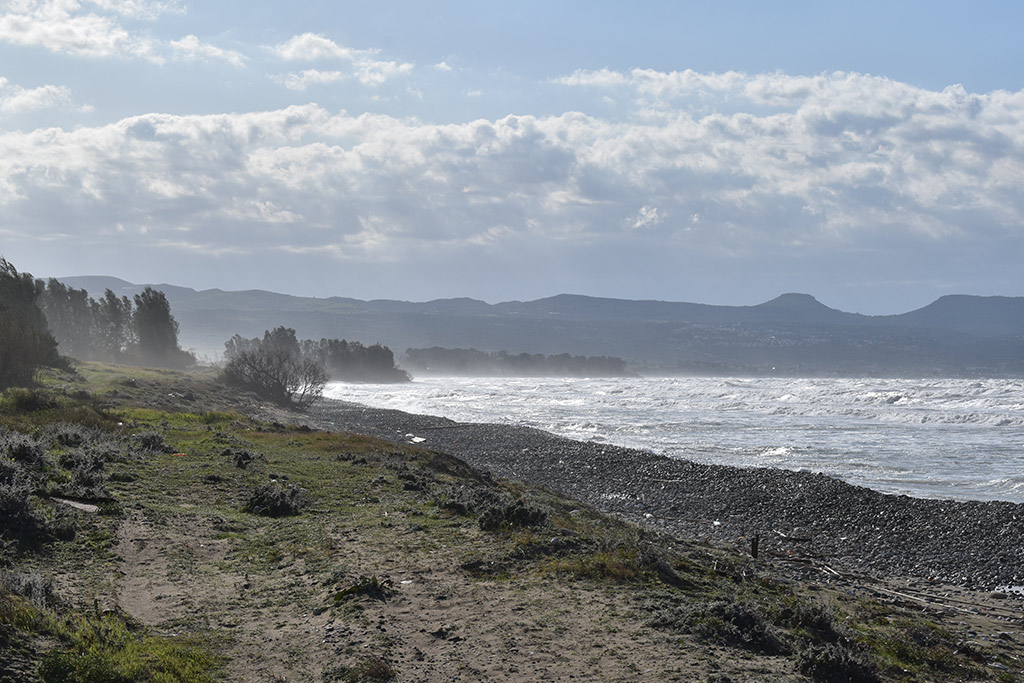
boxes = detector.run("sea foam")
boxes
[324,376,1024,503]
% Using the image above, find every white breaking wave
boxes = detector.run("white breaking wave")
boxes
[323,376,1024,503]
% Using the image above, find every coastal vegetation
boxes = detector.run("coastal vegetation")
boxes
[1,261,194,372]
[221,327,329,408]
[403,346,631,377]
[221,328,408,407]
[0,258,62,389]
[301,337,410,384]
[1,362,1021,680]
[39,279,195,369]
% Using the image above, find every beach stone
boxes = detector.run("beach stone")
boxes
[307,398,1024,590]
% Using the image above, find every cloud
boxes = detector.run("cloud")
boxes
[632,205,663,230]
[274,69,345,91]
[0,76,73,114]
[269,32,413,87]
[555,68,631,88]
[87,0,184,19]
[0,0,163,60]
[3,72,1024,297]
[170,34,246,68]
[269,33,361,61]
[353,59,412,86]
[0,1,244,66]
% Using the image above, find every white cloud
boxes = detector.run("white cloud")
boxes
[268,32,413,86]
[434,61,452,72]
[0,1,244,65]
[0,0,163,60]
[555,68,631,88]
[268,32,361,61]
[87,0,183,19]
[170,34,246,68]
[2,73,1024,286]
[274,69,346,91]
[0,76,72,114]
[632,205,663,229]
[353,59,412,86]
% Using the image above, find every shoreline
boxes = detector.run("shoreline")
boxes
[300,396,1024,591]
[322,375,1024,505]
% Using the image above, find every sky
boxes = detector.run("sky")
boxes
[2,1,1024,315]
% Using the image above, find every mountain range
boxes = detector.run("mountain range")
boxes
[58,276,1024,376]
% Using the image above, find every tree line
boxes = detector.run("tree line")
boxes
[36,278,194,368]
[1,257,193,388]
[403,347,632,377]
[0,258,63,388]
[2,257,408,411]
[222,327,409,407]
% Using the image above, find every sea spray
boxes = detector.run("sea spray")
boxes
[324,376,1024,503]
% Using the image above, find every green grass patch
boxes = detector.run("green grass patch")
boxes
[1,588,220,682]
[545,547,644,582]
[0,387,118,432]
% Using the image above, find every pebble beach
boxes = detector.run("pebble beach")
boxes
[305,397,1024,591]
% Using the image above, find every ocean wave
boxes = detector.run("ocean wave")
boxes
[324,376,1024,503]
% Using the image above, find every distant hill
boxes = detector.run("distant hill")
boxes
[56,276,1024,376]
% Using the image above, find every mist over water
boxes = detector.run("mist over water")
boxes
[323,376,1024,503]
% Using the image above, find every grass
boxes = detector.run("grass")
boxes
[1,363,1020,681]
[2,588,219,683]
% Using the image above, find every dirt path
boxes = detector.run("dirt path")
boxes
[107,508,813,681]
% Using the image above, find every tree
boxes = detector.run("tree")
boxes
[133,286,192,368]
[222,327,327,407]
[0,258,61,388]
[37,279,94,360]
[93,289,135,362]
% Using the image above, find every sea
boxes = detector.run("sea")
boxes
[322,376,1024,504]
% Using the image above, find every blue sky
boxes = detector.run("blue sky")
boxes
[2,1,1023,314]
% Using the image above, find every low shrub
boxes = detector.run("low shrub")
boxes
[0,477,48,545]
[432,484,548,531]
[48,423,88,448]
[1,432,45,469]
[323,655,396,682]
[221,447,257,469]
[0,388,58,414]
[54,450,107,499]
[1,570,60,610]
[651,598,785,654]
[133,431,173,454]
[332,575,394,604]
[244,481,312,517]
[478,499,547,531]
[797,642,878,682]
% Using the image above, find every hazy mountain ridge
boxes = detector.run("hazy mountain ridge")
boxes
[56,277,1024,376]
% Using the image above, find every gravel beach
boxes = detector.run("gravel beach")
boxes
[303,397,1024,590]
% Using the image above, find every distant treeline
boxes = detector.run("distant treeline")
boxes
[404,347,631,377]
[225,330,409,386]
[0,259,193,386]
[301,337,410,383]
[35,279,194,368]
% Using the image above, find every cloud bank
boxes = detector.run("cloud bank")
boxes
[2,68,1022,306]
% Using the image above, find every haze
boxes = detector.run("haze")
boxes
[3,1,1023,315]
